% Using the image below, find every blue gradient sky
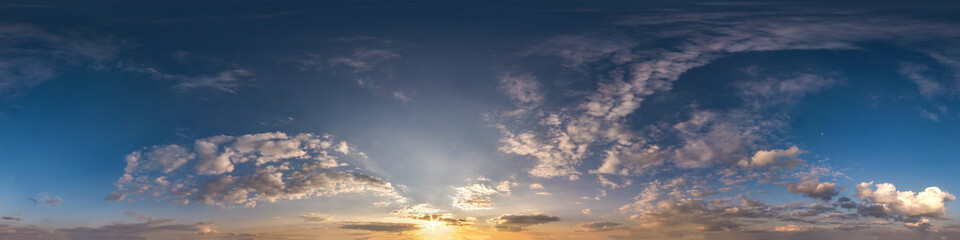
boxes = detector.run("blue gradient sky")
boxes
[1,1,959,239]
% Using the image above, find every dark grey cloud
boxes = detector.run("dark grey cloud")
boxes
[1,216,20,221]
[487,213,560,232]
[577,221,625,232]
[785,177,840,201]
[339,222,419,233]
[298,213,329,222]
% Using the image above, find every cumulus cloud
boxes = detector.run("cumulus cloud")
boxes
[110,132,404,208]
[856,182,956,218]
[496,125,588,179]
[785,177,839,201]
[494,0,960,186]
[487,212,560,232]
[740,146,803,167]
[529,183,544,189]
[339,222,419,233]
[141,145,195,173]
[672,110,768,168]
[452,178,511,210]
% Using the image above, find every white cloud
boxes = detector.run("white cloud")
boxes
[529,183,544,189]
[740,146,803,167]
[451,178,513,210]
[109,132,404,208]
[856,182,956,218]
[143,145,195,173]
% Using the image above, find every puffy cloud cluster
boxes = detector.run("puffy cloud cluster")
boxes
[740,146,803,167]
[785,177,839,201]
[109,132,405,208]
[497,125,589,179]
[492,0,960,189]
[487,212,560,232]
[451,179,512,210]
[856,182,956,218]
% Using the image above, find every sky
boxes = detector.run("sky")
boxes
[1,1,960,239]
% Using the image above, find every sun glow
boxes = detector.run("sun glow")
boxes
[417,218,457,240]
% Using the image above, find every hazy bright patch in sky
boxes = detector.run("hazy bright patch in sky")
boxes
[2,1,960,239]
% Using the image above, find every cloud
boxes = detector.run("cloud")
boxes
[58,219,212,240]
[0,224,57,240]
[1,216,20,221]
[735,74,836,108]
[109,132,405,208]
[529,183,543,189]
[499,72,544,109]
[899,62,944,98]
[487,212,560,232]
[596,175,632,189]
[785,177,839,201]
[856,182,956,218]
[326,49,400,72]
[298,213,330,222]
[172,69,253,93]
[773,224,811,232]
[672,110,768,168]
[495,2,960,185]
[140,145,195,173]
[919,109,940,122]
[339,222,419,233]
[526,35,637,67]
[0,23,122,94]
[496,124,588,179]
[393,203,477,226]
[451,178,513,210]
[576,221,625,232]
[30,193,62,208]
[740,146,804,167]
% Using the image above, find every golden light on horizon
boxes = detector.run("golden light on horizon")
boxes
[416,217,458,240]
